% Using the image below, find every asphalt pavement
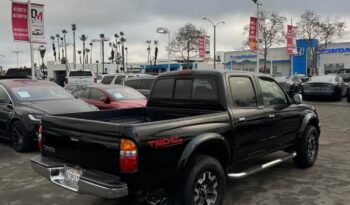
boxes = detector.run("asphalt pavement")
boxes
[0,99,349,205]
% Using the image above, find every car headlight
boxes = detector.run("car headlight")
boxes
[28,114,42,122]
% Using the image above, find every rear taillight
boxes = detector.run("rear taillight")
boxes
[94,77,97,83]
[38,125,43,151]
[64,78,68,84]
[120,139,138,173]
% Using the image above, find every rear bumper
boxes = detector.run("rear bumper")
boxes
[31,155,129,199]
[303,91,335,97]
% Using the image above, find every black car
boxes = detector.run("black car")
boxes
[274,74,303,96]
[303,75,348,101]
[122,75,156,98]
[0,79,97,152]
[337,68,350,82]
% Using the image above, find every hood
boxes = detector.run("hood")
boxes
[110,99,147,109]
[18,98,97,115]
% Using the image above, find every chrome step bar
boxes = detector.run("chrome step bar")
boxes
[227,152,297,179]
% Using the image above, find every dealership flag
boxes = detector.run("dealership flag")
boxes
[287,25,297,55]
[198,36,205,59]
[12,2,29,41]
[205,36,210,59]
[12,2,45,43]
[248,17,257,50]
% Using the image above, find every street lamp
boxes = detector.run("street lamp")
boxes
[12,51,23,69]
[203,18,225,70]
[156,27,171,72]
[39,45,46,76]
[251,0,262,73]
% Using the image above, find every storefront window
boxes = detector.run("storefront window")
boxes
[324,64,344,74]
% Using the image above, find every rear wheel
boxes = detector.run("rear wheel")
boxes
[11,121,32,152]
[293,125,319,168]
[169,155,225,205]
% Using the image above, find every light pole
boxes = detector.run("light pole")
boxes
[125,47,128,71]
[203,18,225,70]
[252,0,262,73]
[156,27,171,72]
[62,29,68,73]
[146,40,152,64]
[89,42,93,64]
[12,51,23,69]
[72,24,77,70]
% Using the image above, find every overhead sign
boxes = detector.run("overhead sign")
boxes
[12,2,45,43]
[12,2,29,41]
[320,48,350,54]
[248,17,257,50]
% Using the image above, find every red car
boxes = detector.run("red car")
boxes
[72,84,147,110]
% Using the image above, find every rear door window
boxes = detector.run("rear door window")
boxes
[101,76,114,84]
[124,79,140,89]
[229,77,257,107]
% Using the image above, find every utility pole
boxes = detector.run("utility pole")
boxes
[203,18,225,70]
[28,0,35,79]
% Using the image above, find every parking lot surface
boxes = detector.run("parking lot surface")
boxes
[0,100,349,205]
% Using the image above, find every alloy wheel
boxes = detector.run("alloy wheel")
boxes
[194,171,218,205]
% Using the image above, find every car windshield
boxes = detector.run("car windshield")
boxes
[105,87,145,100]
[11,85,73,101]
[69,71,92,76]
[310,76,335,83]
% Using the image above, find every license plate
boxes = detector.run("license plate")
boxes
[313,87,321,90]
[64,167,82,185]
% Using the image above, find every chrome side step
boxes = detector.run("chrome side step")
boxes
[227,152,297,179]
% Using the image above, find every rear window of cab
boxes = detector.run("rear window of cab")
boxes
[151,77,218,100]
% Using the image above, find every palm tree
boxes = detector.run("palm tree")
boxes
[62,29,68,65]
[85,48,90,64]
[77,50,82,64]
[50,35,57,62]
[71,24,77,69]
[79,34,88,70]
[89,42,93,64]
[55,34,60,62]
[119,32,126,72]
[60,37,65,61]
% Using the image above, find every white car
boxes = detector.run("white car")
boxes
[64,70,96,87]
[100,73,150,85]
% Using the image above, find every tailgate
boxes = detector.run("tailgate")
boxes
[68,76,94,84]
[41,116,123,175]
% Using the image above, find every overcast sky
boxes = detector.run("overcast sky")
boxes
[1,0,350,68]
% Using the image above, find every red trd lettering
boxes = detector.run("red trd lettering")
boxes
[148,136,184,149]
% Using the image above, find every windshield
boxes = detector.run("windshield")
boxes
[11,85,73,101]
[310,76,335,83]
[69,71,93,77]
[105,87,145,100]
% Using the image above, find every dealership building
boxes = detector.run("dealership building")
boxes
[219,40,350,76]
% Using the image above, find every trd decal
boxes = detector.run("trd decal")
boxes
[148,136,184,149]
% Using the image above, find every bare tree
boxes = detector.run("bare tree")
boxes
[169,23,204,67]
[296,11,346,75]
[243,12,286,73]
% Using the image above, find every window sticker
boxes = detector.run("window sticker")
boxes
[114,93,124,99]
[17,91,31,98]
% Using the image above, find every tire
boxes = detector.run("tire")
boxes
[334,89,342,101]
[293,125,319,169]
[11,121,32,152]
[347,89,350,103]
[169,155,225,205]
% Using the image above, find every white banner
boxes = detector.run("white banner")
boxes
[30,3,45,44]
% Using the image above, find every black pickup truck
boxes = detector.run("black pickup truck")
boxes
[31,70,320,205]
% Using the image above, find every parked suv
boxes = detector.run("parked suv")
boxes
[100,73,151,85]
[122,75,156,98]
[64,70,96,87]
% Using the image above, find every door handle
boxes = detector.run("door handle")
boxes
[238,117,246,122]
[268,114,275,119]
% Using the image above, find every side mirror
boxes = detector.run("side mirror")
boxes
[99,96,109,103]
[293,94,303,105]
